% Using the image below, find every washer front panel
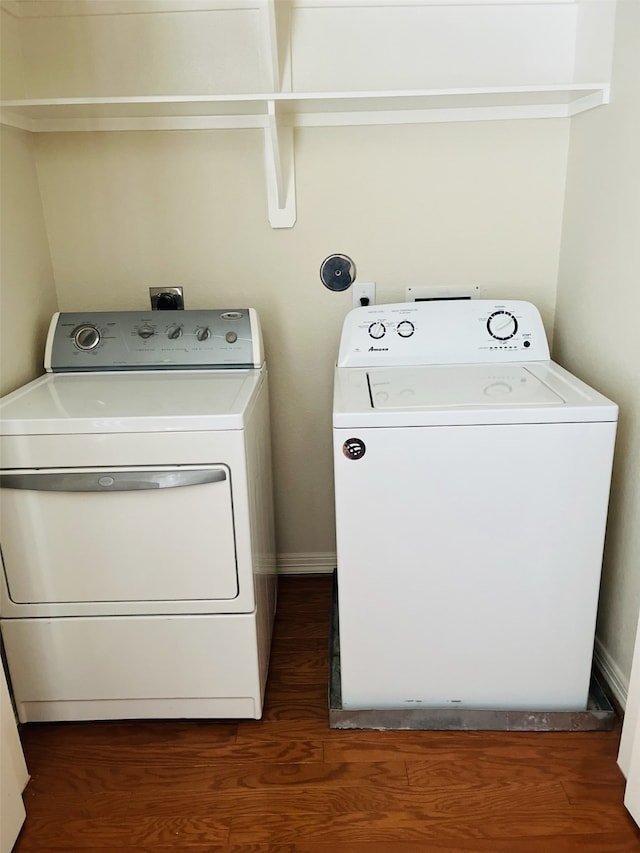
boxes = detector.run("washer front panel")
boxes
[333,420,617,710]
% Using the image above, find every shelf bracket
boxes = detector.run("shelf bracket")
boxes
[260,0,292,93]
[263,100,296,228]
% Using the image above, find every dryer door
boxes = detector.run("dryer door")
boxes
[0,465,238,611]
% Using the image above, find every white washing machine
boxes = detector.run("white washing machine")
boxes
[0,309,277,722]
[333,300,617,712]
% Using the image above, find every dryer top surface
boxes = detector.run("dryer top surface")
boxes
[0,368,265,436]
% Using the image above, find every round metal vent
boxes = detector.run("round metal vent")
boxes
[320,254,356,292]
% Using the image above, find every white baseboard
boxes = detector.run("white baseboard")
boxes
[594,635,629,710]
[276,552,336,575]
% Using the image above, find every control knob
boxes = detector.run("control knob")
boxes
[397,320,415,338]
[138,325,155,340]
[195,327,211,342]
[368,321,386,340]
[487,310,518,341]
[72,324,101,351]
[167,325,182,340]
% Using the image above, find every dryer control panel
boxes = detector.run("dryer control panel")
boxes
[45,309,264,371]
[337,300,550,368]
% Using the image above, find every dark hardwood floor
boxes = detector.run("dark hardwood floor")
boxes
[12,574,640,852]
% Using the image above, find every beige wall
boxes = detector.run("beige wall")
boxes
[554,1,640,699]
[0,126,58,396]
[0,6,57,396]
[32,119,569,559]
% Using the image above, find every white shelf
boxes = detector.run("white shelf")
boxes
[0,96,271,131]
[281,85,610,124]
[0,0,617,228]
[0,84,610,131]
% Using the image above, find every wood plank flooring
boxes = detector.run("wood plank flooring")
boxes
[12,574,640,852]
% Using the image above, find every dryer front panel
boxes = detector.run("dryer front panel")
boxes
[0,464,239,615]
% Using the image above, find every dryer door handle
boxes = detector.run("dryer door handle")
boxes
[0,469,227,492]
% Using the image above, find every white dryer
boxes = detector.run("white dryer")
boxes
[333,300,617,712]
[0,309,277,722]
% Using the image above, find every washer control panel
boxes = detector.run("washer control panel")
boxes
[337,300,550,367]
[45,309,263,371]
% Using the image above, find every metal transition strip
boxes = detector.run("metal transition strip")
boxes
[328,571,616,732]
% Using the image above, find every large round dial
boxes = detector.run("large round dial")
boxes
[73,324,101,351]
[166,324,182,340]
[487,310,518,341]
[195,326,211,342]
[368,321,386,340]
[397,320,415,338]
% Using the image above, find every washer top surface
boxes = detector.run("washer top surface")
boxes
[369,365,563,410]
[0,369,264,435]
[334,361,617,427]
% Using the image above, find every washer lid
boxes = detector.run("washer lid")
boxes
[0,369,264,435]
[369,365,563,410]
[333,361,618,427]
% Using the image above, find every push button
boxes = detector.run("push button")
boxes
[343,438,366,460]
